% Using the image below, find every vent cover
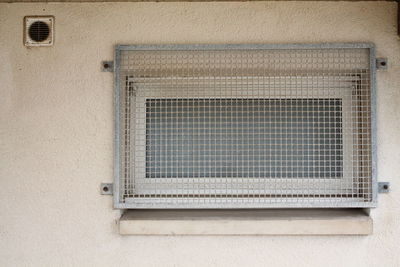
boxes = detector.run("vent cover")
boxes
[114,44,377,209]
[24,16,54,47]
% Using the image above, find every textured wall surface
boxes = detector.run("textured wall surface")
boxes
[0,1,399,266]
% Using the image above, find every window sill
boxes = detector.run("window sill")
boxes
[119,209,372,236]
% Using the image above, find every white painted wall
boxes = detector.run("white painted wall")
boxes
[0,1,399,266]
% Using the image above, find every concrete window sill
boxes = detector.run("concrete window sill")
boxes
[119,209,372,236]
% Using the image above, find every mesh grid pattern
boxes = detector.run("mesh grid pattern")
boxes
[145,99,343,179]
[117,45,373,208]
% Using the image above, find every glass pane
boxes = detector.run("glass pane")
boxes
[146,99,343,179]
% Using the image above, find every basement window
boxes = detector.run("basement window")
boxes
[114,44,376,209]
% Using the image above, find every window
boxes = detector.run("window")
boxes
[114,44,376,208]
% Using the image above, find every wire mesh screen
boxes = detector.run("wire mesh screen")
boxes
[146,99,343,179]
[116,44,374,208]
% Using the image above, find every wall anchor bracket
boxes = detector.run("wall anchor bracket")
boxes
[378,182,390,193]
[376,58,388,70]
[100,183,113,195]
[102,61,114,72]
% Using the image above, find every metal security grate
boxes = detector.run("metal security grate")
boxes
[114,44,376,208]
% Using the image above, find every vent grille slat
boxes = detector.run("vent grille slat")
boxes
[28,21,50,42]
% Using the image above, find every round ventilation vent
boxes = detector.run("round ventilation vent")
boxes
[24,16,54,47]
[28,21,50,42]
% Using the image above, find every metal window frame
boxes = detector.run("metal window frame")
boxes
[131,78,353,195]
[113,43,377,209]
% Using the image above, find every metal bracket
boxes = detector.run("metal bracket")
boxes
[378,182,390,193]
[100,183,113,195]
[376,58,388,70]
[101,61,114,72]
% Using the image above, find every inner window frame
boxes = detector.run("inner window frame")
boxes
[129,76,354,197]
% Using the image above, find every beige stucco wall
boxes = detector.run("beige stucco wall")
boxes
[0,1,399,266]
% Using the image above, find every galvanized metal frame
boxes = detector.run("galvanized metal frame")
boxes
[113,43,378,209]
